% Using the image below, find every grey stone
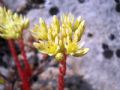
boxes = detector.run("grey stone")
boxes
[3,0,27,12]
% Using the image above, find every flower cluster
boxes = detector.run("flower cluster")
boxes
[0,7,29,39]
[31,14,89,61]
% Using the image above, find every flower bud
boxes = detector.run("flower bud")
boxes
[55,53,64,62]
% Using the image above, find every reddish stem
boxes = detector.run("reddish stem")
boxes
[22,80,31,90]
[18,38,32,78]
[58,54,67,90]
[7,39,24,80]
[8,39,30,90]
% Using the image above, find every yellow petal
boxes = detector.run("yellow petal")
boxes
[31,23,48,40]
[59,39,64,51]
[73,16,82,31]
[39,18,47,32]
[23,18,29,29]
[66,26,72,37]
[33,42,41,49]
[55,36,59,45]
[66,41,78,54]
[72,48,89,57]
[77,20,85,41]
[45,42,60,56]
[53,15,60,31]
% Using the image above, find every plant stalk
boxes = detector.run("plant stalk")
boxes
[8,39,30,90]
[8,39,23,79]
[58,54,67,90]
[18,38,32,78]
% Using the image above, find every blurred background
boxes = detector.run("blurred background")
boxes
[0,0,120,90]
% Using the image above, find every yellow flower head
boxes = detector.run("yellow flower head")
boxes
[0,7,29,39]
[31,13,89,61]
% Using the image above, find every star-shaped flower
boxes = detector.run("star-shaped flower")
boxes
[0,7,29,39]
[31,13,89,61]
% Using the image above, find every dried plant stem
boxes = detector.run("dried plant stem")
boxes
[7,39,30,90]
[58,54,67,90]
[19,38,32,78]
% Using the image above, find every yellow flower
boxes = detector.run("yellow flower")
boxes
[0,7,29,40]
[31,18,47,40]
[31,13,89,61]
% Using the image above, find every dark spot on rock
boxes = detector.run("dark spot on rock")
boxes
[49,6,59,15]
[65,75,94,90]
[102,43,109,50]
[114,0,120,3]
[109,34,115,40]
[116,49,120,58]
[78,0,85,3]
[103,49,113,59]
[116,3,120,12]
[30,0,45,4]
[87,33,93,38]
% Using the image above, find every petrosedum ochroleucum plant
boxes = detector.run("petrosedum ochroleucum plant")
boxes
[0,7,31,90]
[31,13,89,61]
[0,7,29,40]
